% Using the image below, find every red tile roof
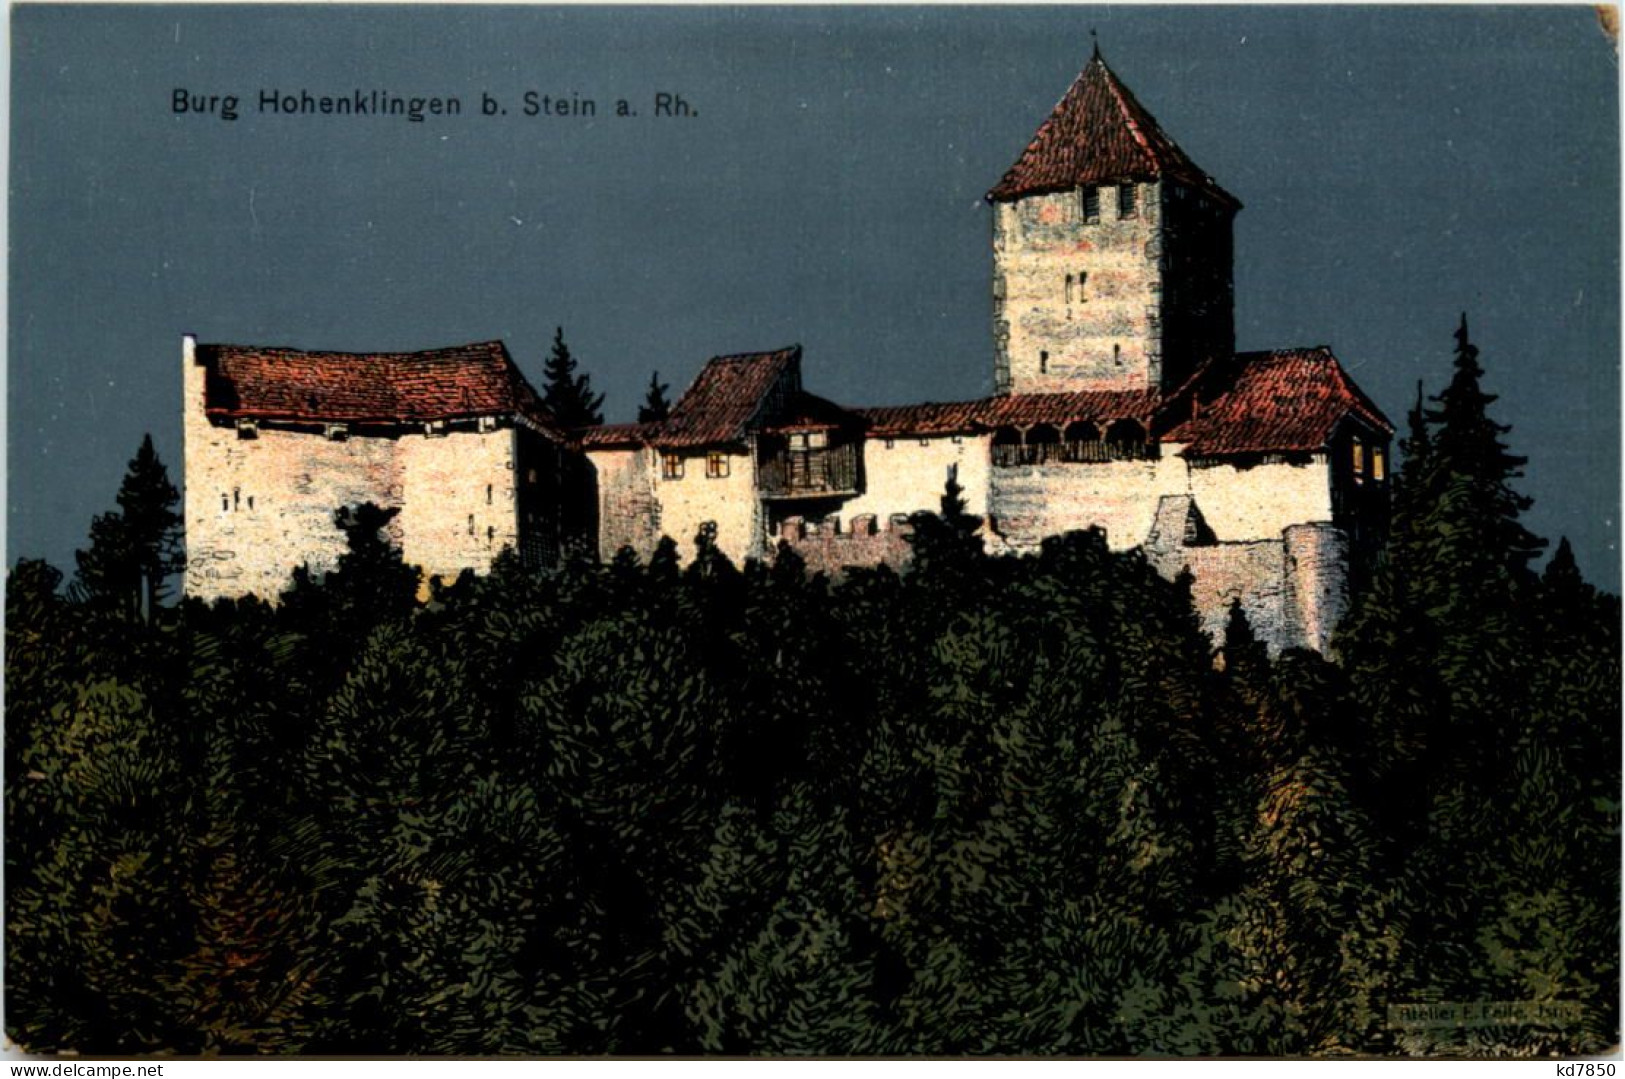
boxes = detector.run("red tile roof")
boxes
[198,340,563,438]
[656,346,801,447]
[987,51,1237,208]
[854,389,1160,437]
[579,421,660,448]
[854,401,987,438]
[1163,347,1393,456]
[978,388,1162,429]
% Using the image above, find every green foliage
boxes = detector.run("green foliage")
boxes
[638,370,672,423]
[71,435,183,622]
[541,326,605,429]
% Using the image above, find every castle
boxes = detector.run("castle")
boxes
[183,49,1392,652]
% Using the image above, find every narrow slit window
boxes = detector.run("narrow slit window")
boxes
[1351,440,1366,481]
[1040,350,1049,374]
[1118,182,1138,219]
[247,496,254,510]
[1373,446,1387,482]
[1077,270,1088,301]
[1113,344,1121,366]
[1064,274,1074,305]
[468,514,476,536]
[486,484,493,504]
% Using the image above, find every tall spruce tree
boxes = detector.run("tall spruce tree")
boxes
[541,326,605,429]
[638,371,672,423]
[72,434,182,621]
[1424,313,1546,577]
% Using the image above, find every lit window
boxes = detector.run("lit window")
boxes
[789,433,809,451]
[706,452,729,479]
[807,430,828,449]
[1118,183,1138,219]
[662,453,684,480]
[526,468,538,484]
[1351,440,1365,481]
[1373,446,1387,482]
[1081,186,1099,223]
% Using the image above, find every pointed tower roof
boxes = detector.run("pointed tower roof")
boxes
[987,49,1238,207]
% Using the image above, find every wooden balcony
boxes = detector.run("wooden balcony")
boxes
[758,442,861,498]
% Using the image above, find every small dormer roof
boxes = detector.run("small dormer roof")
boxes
[986,49,1237,208]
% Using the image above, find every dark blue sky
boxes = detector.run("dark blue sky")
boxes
[10,5,1620,587]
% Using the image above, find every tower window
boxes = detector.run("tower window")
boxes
[1118,183,1138,219]
[468,514,476,535]
[1080,186,1099,223]
[486,484,493,504]
[1351,440,1366,482]
[1373,446,1387,483]
[1040,350,1049,374]
[1064,274,1073,305]
[1113,344,1122,366]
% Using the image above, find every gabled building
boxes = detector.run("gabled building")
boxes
[183,47,1391,653]
[181,336,585,599]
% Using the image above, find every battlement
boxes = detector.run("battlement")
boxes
[773,513,916,575]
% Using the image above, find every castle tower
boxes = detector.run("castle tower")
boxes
[987,47,1239,397]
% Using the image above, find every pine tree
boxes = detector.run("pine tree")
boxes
[638,371,672,423]
[117,434,184,620]
[71,435,183,622]
[1424,313,1546,577]
[541,326,605,429]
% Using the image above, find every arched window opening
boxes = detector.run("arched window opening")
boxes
[1026,424,1061,465]
[1105,419,1153,461]
[992,425,1023,467]
[1063,420,1105,462]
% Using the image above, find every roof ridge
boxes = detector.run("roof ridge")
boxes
[1096,56,1166,177]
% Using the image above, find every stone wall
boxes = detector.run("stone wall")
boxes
[773,513,916,575]
[648,444,760,564]
[843,434,991,522]
[587,446,662,562]
[1182,451,1335,543]
[1157,184,1236,391]
[989,453,1188,552]
[992,183,1163,395]
[1284,522,1351,655]
[397,426,519,585]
